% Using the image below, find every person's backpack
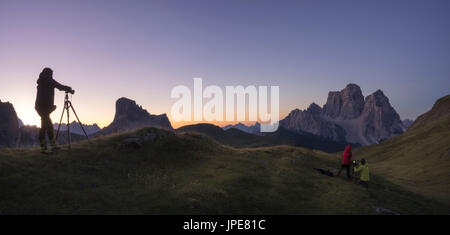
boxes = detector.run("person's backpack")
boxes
[314,168,334,177]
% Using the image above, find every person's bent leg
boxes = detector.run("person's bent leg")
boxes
[37,110,49,153]
[44,113,60,150]
[39,118,46,144]
[44,114,54,141]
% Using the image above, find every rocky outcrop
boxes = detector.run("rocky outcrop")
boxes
[281,84,405,145]
[322,92,342,118]
[0,100,20,147]
[358,90,404,143]
[408,94,450,131]
[280,104,347,141]
[101,97,173,135]
[322,84,365,119]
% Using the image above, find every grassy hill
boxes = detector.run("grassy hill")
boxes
[0,127,448,214]
[408,95,450,131]
[355,115,450,205]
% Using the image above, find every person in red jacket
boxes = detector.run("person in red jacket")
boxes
[336,144,353,181]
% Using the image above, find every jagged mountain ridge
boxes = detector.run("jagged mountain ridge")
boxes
[280,84,405,145]
[180,123,355,152]
[223,122,261,135]
[53,121,101,135]
[17,125,87,147]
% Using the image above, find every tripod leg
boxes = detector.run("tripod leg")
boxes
[67,102,71,149]
[55,105,66,141]
[69,102,90,141]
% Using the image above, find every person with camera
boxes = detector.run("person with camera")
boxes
[335,144,353,181]
[35,67,74,153]
[353,158,370,189]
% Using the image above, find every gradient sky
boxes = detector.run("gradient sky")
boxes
[1,0,449,128]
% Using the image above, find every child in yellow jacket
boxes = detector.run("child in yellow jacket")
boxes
[354,158,370,188]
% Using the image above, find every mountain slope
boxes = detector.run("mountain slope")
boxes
[408,95,450,131]
[0,127,448,214]
[355,96,450,205]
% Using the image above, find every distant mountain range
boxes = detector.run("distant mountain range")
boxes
[280,84,405,145]
[223,122,261,135]
[0,86,445,150]
[223,84,407,146]
[53,122,101,136]
[17,125,89,147]
[182,123,356,152]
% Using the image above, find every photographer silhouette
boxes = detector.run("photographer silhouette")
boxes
[35,67,74,153]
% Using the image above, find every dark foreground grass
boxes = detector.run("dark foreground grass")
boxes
[0,127,448,214]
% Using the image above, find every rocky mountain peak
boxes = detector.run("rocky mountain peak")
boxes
[281,84,405,145]
[357,89,404,144]
[307,102,322,115]
[322,91,342,118]
[114,97,151,122]
[0,100,20,147]
[340,83,364,119]
[363,90,394,113]
[286,108,302,117]
[101,97,172,135]
[322,83,364,119]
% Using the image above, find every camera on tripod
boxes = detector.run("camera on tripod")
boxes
[56,89,89,149]
[353,159,360,167]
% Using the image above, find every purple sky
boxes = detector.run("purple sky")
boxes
[1,0,449,127]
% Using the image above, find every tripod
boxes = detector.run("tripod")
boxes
[55,92,89,149]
